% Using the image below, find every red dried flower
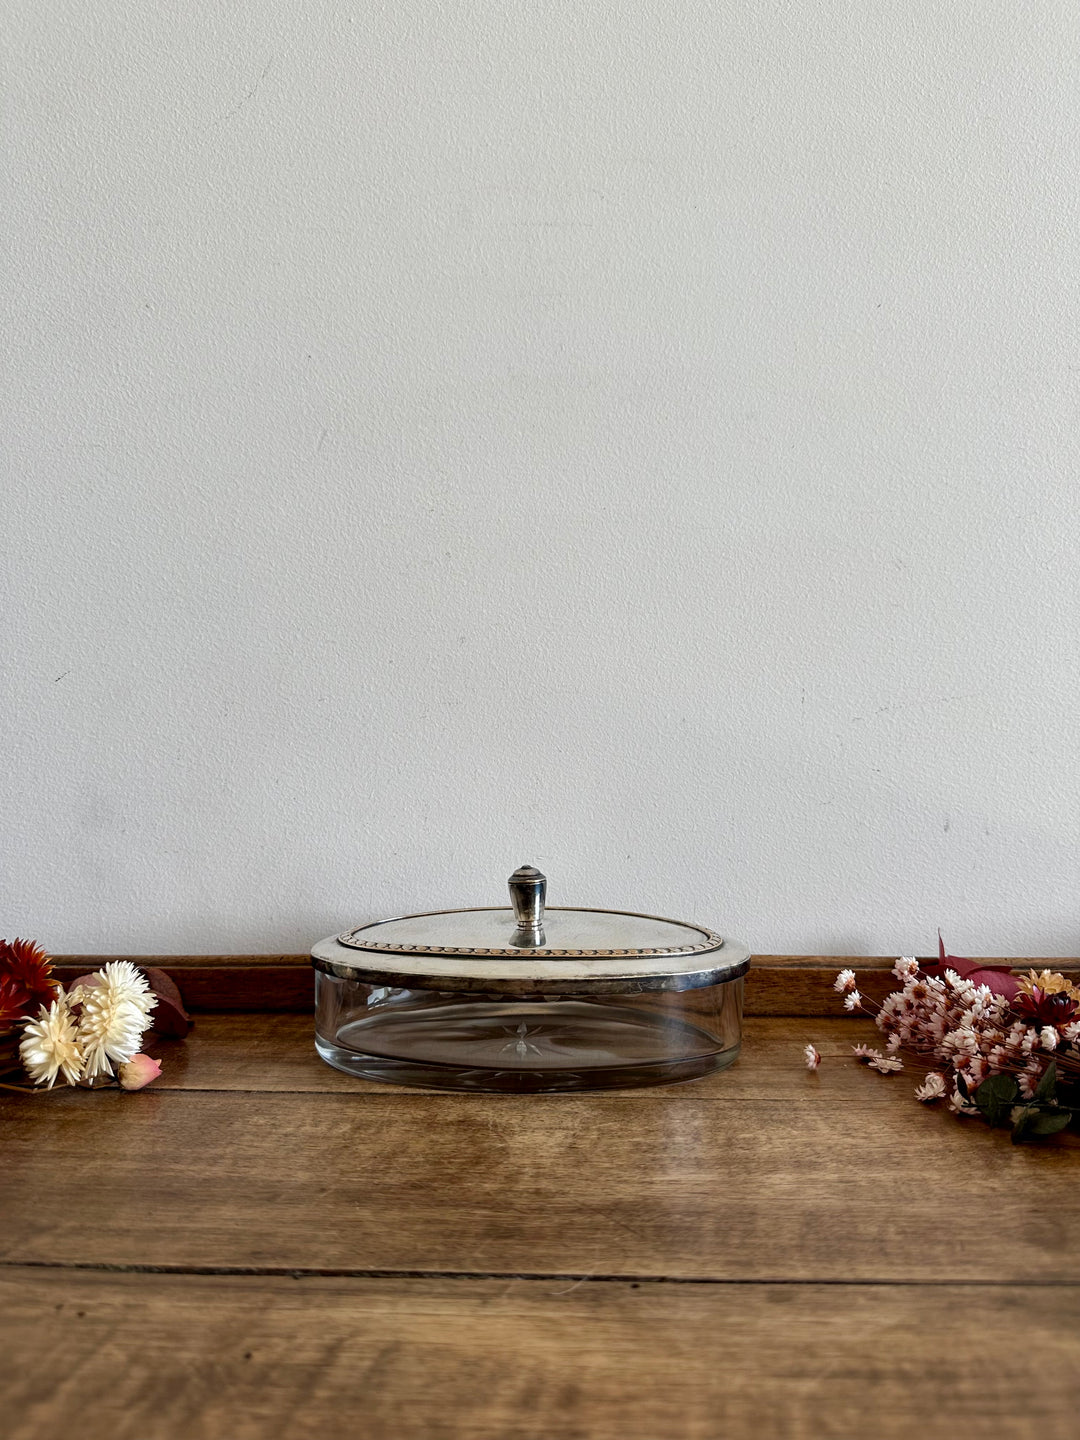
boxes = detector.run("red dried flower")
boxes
[0,939,59,1017]
[1013,987,1079,1025]
[0,981,29,1032]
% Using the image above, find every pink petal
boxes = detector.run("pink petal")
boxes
[118,1053,163,1090]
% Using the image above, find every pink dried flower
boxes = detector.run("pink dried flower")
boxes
[834,969,857,994]
[843,990,862,1012]
[948,1086,980,1116]
[851,1044,877,1060]
[118,1053,162,1090]
[868,1055,903,1074]
[893,957,919,980]
[1018,1059,1047,1100]
[914,1072,946,1102]
[803,1043,821,1071]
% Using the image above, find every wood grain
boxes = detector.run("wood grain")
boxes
[3,1020,1077,1282]
[53,954,1080,1015]
[5,1008,1080,1438]
[3,1268,1078,1440]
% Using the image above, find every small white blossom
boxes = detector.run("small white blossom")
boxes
[869,1055,903,1074]
[893,956,919,980]
[96,961,157,1018]
[914,1072,946,1102]
[948,1086,979,1116]
[1018,1059,1047,1100]
[834,969,857,994]
[804,1043,821,1071]
[1040,1026,1059,1052]
[851,1044,877,1060]
[958,1057,988,1090]
[843,990,862,1012]
[76,963,157,1081]
[20,994,83,1087]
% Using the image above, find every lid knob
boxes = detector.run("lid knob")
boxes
[508,865,546,947]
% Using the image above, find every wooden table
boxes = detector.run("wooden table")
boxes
[4,1003,1079,1438]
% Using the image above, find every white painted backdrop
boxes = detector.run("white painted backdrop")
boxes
[5,3,1080,956]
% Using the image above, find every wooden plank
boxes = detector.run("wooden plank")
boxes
[152,1012,893,1099]
[53,954,1080,1015]
[3,1073,1077,1281]
[3,1268,1079,1440]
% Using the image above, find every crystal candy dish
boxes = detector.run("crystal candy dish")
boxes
[312,866,751,1092]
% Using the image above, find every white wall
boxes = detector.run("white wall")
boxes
[5,2,1080,957]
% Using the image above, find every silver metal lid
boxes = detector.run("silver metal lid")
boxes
[311,866,750,995]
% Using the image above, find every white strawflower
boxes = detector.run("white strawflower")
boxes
[868,1055,903,1074]
[20,994,84,1087]
[1040,1026,1059,1052]
[96,961,156,1017]
[842,990,862,1012]
[834,969,857,994]
[804,1043,821,1071]
[948,1086,979,1115]
[77,968,156,1081]
[914,1072,946,1102]
[893,957,919,980]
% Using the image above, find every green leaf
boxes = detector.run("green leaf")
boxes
[1011,1107,1036,1144]
[1034,1060,1058,1104]
[974,1074,1019,1127]
[1029,1110,1072,1137]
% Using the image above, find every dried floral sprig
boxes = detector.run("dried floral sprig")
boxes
[6,945,176,1092]
[0,940,60,1034]
[804,943,1080,1144]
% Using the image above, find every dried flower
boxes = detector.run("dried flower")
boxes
[914,1072,946,1102]
[118,1053,162,1090]
[818,953,1080,1141]
[77,966,156,1081]
[97,962,157,1018]
[948,1086,980,1116]
[0,940,59,1030]
[868,1055,903,1074]
[1018,971,1080,1002]
[0,983,28,1031]
[834,969,857,994]
[804,1043,821,1071]
[1014,985,1078,1026]
[20,994,83,1087]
